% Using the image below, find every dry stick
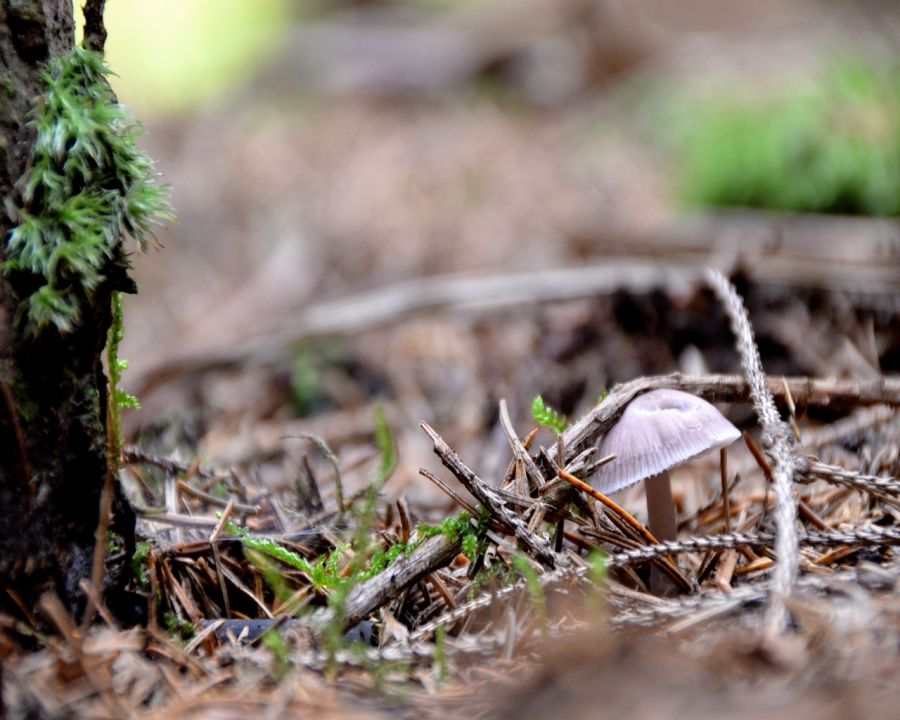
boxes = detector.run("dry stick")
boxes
[411,521,900,642]
[0,381,33,484]
[608,525,900,566]
[133,228,900,392]
[420,421,564,569]
[501,428,539,487]
[800,460,900,498]
[314,477,491,631]
[800,405,894,450]
[396,497,412,544]
[123,445,233,483]
[706,268,798,634]
[426,571,458,611]
[282,433,344,513]
[720,449,732,534]
[210,500,235,619]
[134,262,710,388]
[419,468,479,516]
[559,469,659,544]
[78,579,119,630]
[558,469,692,593]
[498,399,545,493]
[176,479,260,514]
[782,377,802,442]
[341,533,463,628]
[82,465,115,629]
[711,448,737,590]
[744,434,830,531]
[714,550,740,591]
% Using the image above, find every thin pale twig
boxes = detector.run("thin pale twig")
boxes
[707,268,798,633]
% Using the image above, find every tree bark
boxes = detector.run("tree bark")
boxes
[0,1,133,621]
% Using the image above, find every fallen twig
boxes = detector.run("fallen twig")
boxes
[798,459,900,498]
[420,421,565,569]
[341,534,462,628]
[707,268,798,633]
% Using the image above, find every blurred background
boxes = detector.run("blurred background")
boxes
[99,0,899,515]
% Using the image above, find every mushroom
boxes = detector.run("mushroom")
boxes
[592,389,740,590]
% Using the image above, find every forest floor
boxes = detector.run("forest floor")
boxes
[3,3,900,717]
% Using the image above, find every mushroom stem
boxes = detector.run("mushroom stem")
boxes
[646,471,678,595]
[645,471,677,543]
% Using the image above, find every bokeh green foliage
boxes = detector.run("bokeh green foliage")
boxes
[99,0,291,117]
[672,57,899,216]
[4,48,171,334]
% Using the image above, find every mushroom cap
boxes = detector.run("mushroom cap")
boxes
[592,388,740,494]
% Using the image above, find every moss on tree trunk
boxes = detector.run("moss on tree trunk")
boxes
[0,1,137,622]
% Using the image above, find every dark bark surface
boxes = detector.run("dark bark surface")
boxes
[0,1,132,621]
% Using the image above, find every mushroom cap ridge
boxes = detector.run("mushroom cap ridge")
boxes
[592,388,741,494]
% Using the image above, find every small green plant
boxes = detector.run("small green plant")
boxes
[323,405,397,669]
[261,627,291,679]
[586,548,609,615]
[671,57,899,216]
[131,541,152,589]
[162,612,194,641]
[510,555,547,635]
[467,561,513,600]
[224,407,403,671]
[532,395,567,435]
[106,291,140,467]
[418,509,488,560]
[4,47,172,334]
[433,625,449,684]
[244,547,294,605]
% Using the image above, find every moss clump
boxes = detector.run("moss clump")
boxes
[131,540,152,589]
[4,47,172,334]
[418,510,488,560]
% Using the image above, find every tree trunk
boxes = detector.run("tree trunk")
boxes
[0,1,133,621]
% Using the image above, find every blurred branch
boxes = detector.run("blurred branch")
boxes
[81,0,107,53]
[133,261,707,393]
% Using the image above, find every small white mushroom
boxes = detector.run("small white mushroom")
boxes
[592,389,740,569]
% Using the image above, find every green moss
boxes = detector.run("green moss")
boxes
[1,74,14,99]
[244,547,293,604]
[531,395,567,435]
[417,509,487,559]
[510,555,547,633]
[162,611,194,641]
[670,57,899,216]
[466,561,512,600]
[261,627,291,679]
[105,529,123,554]
[107,291,139,470]
[4,47,172,334]
[224,410,407,667]
[131,540,152,588]
[434,625,448,684]
[586,548,608,615]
